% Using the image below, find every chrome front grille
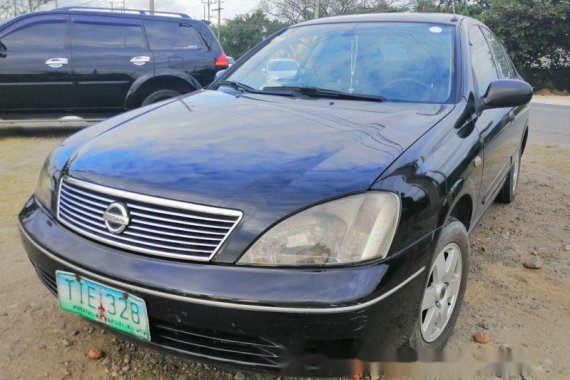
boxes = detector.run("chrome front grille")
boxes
[56,177,242,261]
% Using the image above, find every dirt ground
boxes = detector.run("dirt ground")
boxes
[0,131,569,380]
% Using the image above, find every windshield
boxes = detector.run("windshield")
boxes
[226,22,455,104]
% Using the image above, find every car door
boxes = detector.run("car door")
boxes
[71,15,153,110]
[470,25,513,208]
[0,14,73,111]
[144,19,215,86]
[481,27,527,165]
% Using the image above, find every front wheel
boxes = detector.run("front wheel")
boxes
[411,219,469,353]
[141,89,181,106]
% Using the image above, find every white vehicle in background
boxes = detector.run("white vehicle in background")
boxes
[266,59,299,82]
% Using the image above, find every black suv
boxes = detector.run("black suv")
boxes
[0,7,228,112]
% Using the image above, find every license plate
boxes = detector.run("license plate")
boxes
[56,271,150,341]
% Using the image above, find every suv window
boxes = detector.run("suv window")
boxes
[469,25,499,96]
[481,28,515,79]
[72,16,146,49]
[1,15,68,50]
[144,20,202,50]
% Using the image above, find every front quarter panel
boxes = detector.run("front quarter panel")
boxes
[372,98,483,255]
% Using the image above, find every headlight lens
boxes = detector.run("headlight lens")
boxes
[34,151,58,210]
[238,192,400,266]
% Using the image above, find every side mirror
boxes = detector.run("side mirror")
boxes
[215,69,226,79]
[0,40,6,58]
[482,79,533,109]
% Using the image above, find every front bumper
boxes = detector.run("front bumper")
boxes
[19,196,432,375]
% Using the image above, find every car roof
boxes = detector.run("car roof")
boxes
[296,12,467,27]
[5,7,200,24]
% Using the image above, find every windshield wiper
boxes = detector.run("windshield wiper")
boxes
[217,80,257,93]
[218,81,383,102]
[217,80,307,98]
[262,86,386,102]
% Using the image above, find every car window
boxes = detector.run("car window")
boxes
[0,16,68,50]
[481,28,514,79]
[72,16,146,49]
[469,25,499,96]
[227,22,455,104]
[144,20,203,50]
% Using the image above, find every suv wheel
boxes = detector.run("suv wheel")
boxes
[142,90,181,106]
[411,219,469,353]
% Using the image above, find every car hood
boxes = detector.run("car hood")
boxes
[66,90,452,257]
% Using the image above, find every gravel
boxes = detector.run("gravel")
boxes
[523,256,544,269]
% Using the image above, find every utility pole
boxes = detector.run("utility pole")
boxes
[202,0,216,22]
[213,0,222,41]
[202,0,211,21]
[314,0,320,19]
[55,0,59,9]
[13,0,17,17]
[149,0,154,14]
[217,0,221,40]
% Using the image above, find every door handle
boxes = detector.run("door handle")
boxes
[130,56,150,66]
[45,57,68,68]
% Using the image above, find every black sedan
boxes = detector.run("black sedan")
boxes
[19,12,532,375]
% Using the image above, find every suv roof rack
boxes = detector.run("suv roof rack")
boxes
[52,7,191,19]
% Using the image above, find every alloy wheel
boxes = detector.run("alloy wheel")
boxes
[420,242,463,343]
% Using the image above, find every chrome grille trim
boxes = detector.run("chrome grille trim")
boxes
[56,176,243,261]
[128,210,233,229]
[61,187,108,208]
[127,225,223,240]
[128,219,228,236]
[126,203,235,223]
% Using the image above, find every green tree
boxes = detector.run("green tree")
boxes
[409,0,570,91]
[214,10,288,58]
[259,0,403,24]
[471,0,569,90]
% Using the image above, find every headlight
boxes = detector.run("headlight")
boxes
[34,150,58,210]
[238,192,400,266]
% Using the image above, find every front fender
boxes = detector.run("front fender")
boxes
[436,177,477,231]
[124,70,202,109]
[371,98,484,255]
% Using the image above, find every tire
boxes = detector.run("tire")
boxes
[141,89,181,106]
[411,219,469,355]
[496,150,521,204]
